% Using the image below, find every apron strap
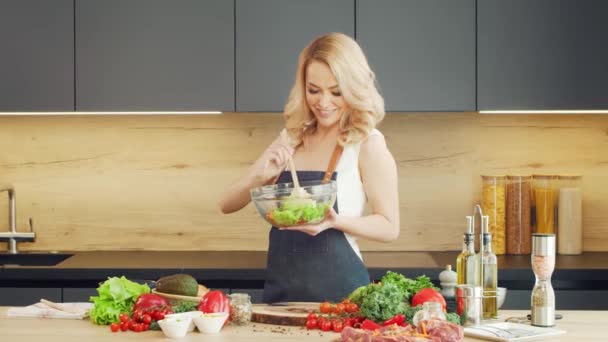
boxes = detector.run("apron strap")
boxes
[322,144,344,184]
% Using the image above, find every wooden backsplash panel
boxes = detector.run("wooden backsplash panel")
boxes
[1,113,607,251]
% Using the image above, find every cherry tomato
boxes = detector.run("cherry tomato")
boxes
[110,323,120,332]
[320,320,332,331]
[143,324,150,331]
[120,322,128,331]
[119,313,129,323]
[332,320,344,333]
[345,303,359,313]
[307,311,317,320]
[319,302,332,314]
[133,323,143,333]
[334,303,345,315]
[317,317,327,329]
[153,311,165,321]
[305,319,317,330]
[342,298,351,304]
[141,314,152,325]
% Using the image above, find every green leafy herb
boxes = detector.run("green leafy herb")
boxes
[352,282,408,323]
[381,271,437,302]
[89,276,150,325]
[172,301,198,313]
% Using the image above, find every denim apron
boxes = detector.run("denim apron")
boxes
[262,170,371,303]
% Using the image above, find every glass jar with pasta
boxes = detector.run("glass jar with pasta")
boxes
[532,175,558,234]
[506,175,532,255]
[481,175,506,255]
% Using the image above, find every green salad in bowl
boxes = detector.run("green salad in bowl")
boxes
[250,180,337,227]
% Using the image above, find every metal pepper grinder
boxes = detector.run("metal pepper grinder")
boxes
[531,233,556,327]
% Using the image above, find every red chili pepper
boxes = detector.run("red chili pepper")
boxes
[361,319,382,331]
[382,313,405,326]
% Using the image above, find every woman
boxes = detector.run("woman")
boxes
[218,32,399,303]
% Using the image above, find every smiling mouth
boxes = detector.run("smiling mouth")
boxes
[318,109,336,116]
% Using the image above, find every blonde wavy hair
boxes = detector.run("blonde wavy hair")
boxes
[283,32,385,147]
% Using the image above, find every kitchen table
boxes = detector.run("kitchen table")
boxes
[1,308,607,341]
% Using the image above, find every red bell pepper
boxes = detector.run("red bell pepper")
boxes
[382,313,405,326]
[198,290,230,314]
[361,319,382,331]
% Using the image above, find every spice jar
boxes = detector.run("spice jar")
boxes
[558,175,583,255]
[456,285,482,326]
[229,293,252,325]
[481,175,506,255]
[506,175,532,254]
[412,301,447,326]
[532,175,558,234]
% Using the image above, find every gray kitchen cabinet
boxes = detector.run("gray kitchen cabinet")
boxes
[76,0,234,111]
[478,0,608,110]
[356,0,476,112]
[236,0,354,112]
[0,0,74,111]
[63,288,98,303]
[0,287,62,306]
[500,290,608,310]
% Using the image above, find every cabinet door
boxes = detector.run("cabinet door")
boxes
[357,0,475,112]
[478,0,608,110]
[0,0,74,111]
[76,0,234,111]
[0,288,61,306]
[63,288,97,303]
[236,0,354,112]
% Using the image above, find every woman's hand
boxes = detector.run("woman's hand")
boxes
[251,131,295,185]
[280,208,338,236]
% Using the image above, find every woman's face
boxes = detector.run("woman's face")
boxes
[305,60,348,128]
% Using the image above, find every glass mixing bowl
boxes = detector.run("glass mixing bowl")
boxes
[250,180,337,227]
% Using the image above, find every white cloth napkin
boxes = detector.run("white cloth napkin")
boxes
[6,301,93,319]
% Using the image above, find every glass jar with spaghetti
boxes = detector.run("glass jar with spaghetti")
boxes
[481,175,506,255]
[532,175,558,234]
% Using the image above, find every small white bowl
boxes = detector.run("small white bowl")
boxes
[192,312,229,334]
[158,316,192,338]
[497,287,507,309]
[165,311,199,332]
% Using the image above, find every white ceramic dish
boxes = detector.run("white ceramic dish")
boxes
[157,316,192,338]
[165,311,200,332]
[464,322,566,341]
[192,312,229,334]
[497,287,507,309]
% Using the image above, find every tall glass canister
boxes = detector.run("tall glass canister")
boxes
[558,175,583,255]
[506,175,532,255]
[481,175,506,255]
[532,175,558,234]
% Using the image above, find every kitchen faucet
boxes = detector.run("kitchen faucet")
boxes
[0,184,35,254]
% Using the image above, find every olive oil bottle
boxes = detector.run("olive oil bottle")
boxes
[456,216,479,285]
[480,215,498,319]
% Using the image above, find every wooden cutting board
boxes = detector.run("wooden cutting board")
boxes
[251,302,319,326]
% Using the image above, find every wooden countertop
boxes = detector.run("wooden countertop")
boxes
[1,308,607,341]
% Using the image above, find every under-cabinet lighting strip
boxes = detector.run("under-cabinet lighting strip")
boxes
[0,111,223,115]
[479,110,608,114]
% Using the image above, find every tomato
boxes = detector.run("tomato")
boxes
[110,323,120,332]
[319,302,332,314]
[411,288,447,311]
[334,303,345,315]
[133,294,170,313]
[317,317,327,329]
[345,303,359,313]
[320,320,332,331]
[307,312,317,320]
[305,319,317,330]
[143,324,149,331]
[332,320,344,333]
[153,312,165,321]
[341,298,351,304]
[141,314,152,325]
[120,322,128,331]
[119,313,129,323]
[133,323,143,333]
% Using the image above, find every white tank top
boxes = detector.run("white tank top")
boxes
[335,128,383,260]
